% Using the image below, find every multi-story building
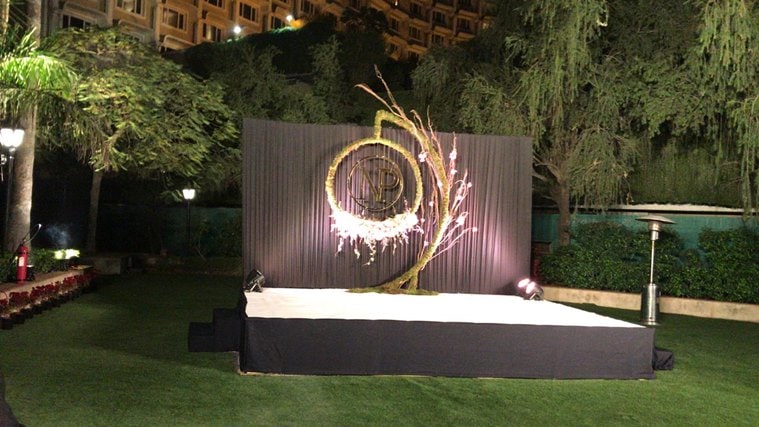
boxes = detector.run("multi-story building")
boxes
[43,0,491,60]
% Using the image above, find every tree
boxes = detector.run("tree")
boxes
[414,0,638,246]
[518,0,639,246]
[695,0,759,210]
[182,18,395,127]
[601,0,759,211]
[208,44,331,124]
[42,26,238,253]
[310,35,350,123]
[338,9,388,87]
[340,6,388,34]
[0,4,75,252]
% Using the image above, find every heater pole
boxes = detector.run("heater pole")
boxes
[649,239,656,285]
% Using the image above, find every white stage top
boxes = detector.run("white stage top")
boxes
[244,288,642,328]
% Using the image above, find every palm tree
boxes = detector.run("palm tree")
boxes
[0,5,76,252]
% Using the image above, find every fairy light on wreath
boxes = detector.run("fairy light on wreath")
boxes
[325,135,424,264]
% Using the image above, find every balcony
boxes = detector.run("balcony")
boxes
[434,0,455,12]
[456,0,480,18]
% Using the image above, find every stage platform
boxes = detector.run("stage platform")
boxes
[239,289,655,379]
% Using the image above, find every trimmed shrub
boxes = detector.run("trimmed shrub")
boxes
[0,248,64,282]
[541,222,683,294]
[540,222,759,304]
[191,213,242,257]
[666,228,759,303]
[30,249,62,274]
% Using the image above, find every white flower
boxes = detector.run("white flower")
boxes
[331,210,420,263]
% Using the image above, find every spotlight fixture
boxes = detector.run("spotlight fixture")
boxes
[243,269,265,293]
[636,215,675,326]
[516,278,544,301]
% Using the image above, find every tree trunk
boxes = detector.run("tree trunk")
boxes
[2,1,42,252]
[86,169,103,254]
[4,110,35,252]
[554,179,572,247]
[26,1,40,38]
[0,0,9,33]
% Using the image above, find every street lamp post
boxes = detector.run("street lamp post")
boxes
[1,128,24,252]
[182,188,196,256]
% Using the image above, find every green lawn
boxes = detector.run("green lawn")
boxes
[1,273,757,426]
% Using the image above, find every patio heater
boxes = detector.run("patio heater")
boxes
[636,215,675,326]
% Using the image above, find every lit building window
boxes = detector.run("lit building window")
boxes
[431,33,445,46]
[203,23,223,41]
[163,8,187,31]
[62,14,91,29]
[116,0,145,16]
[239,3,258,23]
[205,0,224,8]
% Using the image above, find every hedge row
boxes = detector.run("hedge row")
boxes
[539,222,759,304]
[1,249,70,283]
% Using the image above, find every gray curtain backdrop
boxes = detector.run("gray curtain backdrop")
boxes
[243,119,532,294]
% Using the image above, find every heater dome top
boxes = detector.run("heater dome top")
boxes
[636,215,675,225]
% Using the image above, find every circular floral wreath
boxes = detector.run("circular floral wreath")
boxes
[325,136,424,262]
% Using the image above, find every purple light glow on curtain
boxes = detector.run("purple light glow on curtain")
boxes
[243,119,532,294]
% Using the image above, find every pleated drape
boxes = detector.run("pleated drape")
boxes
[243,119,532,294]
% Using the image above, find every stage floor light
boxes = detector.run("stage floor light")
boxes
[516,278,544,301]
[243,269,265,293]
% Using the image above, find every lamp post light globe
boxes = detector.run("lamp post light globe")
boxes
[0,128,24,152]
[182,188,196,201]
[1,127,24,253]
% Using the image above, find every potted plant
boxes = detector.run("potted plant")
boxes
[8,292,31,323]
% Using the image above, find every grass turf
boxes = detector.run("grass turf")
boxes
[1,273,757,426]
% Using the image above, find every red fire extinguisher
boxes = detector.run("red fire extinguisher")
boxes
[16,242,28,283]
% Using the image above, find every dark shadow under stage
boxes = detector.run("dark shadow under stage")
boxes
[233,289,655,379]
